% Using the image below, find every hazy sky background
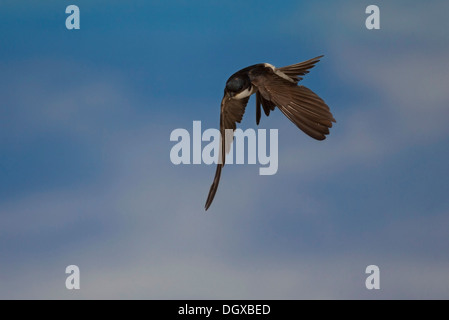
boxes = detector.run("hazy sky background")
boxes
[1,0,448,299]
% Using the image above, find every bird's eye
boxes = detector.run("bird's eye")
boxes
[226,77,244,92]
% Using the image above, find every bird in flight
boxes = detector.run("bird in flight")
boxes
[205,55,335,210]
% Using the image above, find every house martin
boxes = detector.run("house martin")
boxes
[205,55,336,210]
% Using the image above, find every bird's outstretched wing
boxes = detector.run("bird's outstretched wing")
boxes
[277,55,324,82]
[255,55,324,124]
[250,66,335,141]
[205,94,250,210]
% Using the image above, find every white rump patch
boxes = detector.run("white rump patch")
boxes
[264,63,296,83]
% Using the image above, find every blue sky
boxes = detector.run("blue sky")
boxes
[1,0,449,299]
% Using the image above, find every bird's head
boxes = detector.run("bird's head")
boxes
[225,76,249,97]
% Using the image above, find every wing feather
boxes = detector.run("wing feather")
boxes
[277,55,324,82]
[249,66,335,140]
[205,94,250,210]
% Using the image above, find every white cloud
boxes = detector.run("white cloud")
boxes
[3,249,449,299]
[1,115,448,298]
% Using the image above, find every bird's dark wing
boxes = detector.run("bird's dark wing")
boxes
[256,91,276,124]
[276,55,324,83]
[205,94,250,210]
[255,56,323,124]
[250,67,335,141]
